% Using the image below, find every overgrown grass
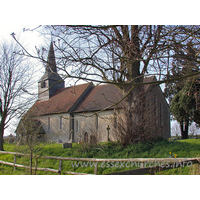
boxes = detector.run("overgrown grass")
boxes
[1,138,200,175]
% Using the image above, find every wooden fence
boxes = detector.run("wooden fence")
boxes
[0,151,200,175]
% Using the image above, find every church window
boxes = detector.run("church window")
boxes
[41,81,46,88]
[95,114,98,129]
[75,120,78,132]
[159,103,162,125]
[60,117,63,130]
[153,95,158,124]
[114,113,117,129]
[48,117,50,131]
[153,96,156,117]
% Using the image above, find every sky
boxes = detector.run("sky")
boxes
[1,5,199,195]
[1,25,199,137]
[0,25,45,51]
[0,25,47,136]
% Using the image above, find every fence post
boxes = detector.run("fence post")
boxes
[149,167,155,175]
[198,163,200,175]
[58,160,62,175]
[14,155,16,171]
[34,157,38,175]
[198,159,200,175]
[94,162,98,175]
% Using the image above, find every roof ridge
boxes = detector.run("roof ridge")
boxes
[68,82,94,112]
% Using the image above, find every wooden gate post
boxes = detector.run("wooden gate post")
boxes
[198,160,200,175]
[14,155,16,171]
[34,157,38,175]
[198,163,200,175]
[149,167,155,175]
[94,162,98,175]
[58,160,62,175]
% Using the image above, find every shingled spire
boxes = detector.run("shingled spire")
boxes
[38,42,64,102]
[46,41,57,73]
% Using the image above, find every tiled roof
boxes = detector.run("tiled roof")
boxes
[31,76,160,116]
[73,76,157,113]
[74,84,123,113]
[31,82,92,116]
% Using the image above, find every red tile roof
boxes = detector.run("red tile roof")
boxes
[74,76,158,113]
[31,82,92,116]
[30,76,159,116]
[74,84,123,113]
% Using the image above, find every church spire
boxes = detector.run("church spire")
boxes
[46,41,57,73]
[38,41,64,102]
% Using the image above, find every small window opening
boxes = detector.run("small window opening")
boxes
[41,81,46,88]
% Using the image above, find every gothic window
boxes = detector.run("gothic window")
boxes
[146,98,150,122]
[75,120,78,132]
[153,95,158,124]
[159,103,162,125]
[153,96,156,117]
[114,113,117,129]
[48,117,50,131]
[60,117,63,130]
[95,114,98,129]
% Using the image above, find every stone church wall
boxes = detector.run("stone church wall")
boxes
[38,113,71,143]
[37,86,170,143]
[145,84,170,139]
[73,110,116,143]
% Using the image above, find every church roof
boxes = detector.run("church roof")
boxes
[74,84,123,113]
[31,82,93,116]
[31,82,124,116]
[31,76,164,116]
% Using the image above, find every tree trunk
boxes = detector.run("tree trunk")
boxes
[0,124,4,151]
[0,112,7,151]
[115,25,145,146]
[0,131,4,151]
[30,149,33,175]
[121,83,145,145]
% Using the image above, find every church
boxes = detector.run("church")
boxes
[16,42,170,144]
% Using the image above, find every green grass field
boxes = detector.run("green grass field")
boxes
[0,138,200,175]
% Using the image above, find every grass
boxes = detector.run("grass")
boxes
[0,138,200,175]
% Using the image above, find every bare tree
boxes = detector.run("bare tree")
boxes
[16,108,46,175]
[0,41,36,150]
[41,25,200,143]
[13,25,200,144]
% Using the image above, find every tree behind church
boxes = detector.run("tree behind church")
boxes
[41,25,200,145]
[165,42,200,139]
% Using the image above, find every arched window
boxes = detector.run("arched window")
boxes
[48,117,50,131]
[60,117,63,130]
[95,114,98,129]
